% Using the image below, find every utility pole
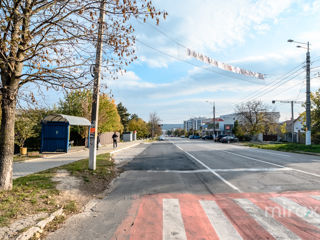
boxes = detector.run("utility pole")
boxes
[206,101,216,139]
[288,39,311,145]
[89,0,106,170]
[306,42,311,145]
[213,102,216,139]
[272,100,304,143]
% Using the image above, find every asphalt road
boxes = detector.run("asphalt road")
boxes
[47,138,320,240]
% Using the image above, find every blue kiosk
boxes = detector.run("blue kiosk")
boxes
[40,114,91,153]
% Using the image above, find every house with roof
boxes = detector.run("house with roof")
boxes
[279,115,305,143]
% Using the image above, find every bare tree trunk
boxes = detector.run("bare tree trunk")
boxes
[0,75,18,190]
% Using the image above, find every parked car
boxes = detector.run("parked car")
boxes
[189,135,201,139]
[221,136,238,143]
[215,134,228,142]
[202,135,213,140]
[158,136,165,141]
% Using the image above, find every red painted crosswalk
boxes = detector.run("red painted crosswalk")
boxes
[112,191,320,240]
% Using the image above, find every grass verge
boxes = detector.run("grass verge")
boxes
[0,153,116,228]
[244,142,320,153]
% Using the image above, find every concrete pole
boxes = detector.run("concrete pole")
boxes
[89,0,106,170]
[306,42,311,145]
[213,102,216,139]
[291,101,294,143]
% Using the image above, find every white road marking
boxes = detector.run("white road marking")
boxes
[224,150,320,179]
[214,167,292,172]
[200,200,242,240]
[235,198,301,240]
[173,143,242,193]
[272,197,320,228]
[146,168,292,173]
[163,199,187,240]
[246,149,290,157]
[311,195,320,201]
[147,169,210,173]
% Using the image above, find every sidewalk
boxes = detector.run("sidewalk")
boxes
[13,141,142,179]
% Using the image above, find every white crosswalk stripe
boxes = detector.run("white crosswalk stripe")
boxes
[159,195,320,240]
[311,195,320,201]
[272,197,320,228]
[163,199,187,240]
[234,198,301,240]
[200,200,243,240]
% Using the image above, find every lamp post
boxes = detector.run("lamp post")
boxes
[288,39,311,145]
[206,101,216,139]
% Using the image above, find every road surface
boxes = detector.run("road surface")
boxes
[47,138,320,240]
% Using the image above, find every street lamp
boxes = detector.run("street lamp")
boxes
[288,39,311,145]
[206,101,216,139]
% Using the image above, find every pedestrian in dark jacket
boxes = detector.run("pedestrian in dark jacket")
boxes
[97,133,100,150]
[112,132,118,149]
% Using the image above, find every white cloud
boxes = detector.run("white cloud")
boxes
[152,0,295,49]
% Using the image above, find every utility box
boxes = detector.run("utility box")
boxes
[123,132,133,142]
[133,131,137,141]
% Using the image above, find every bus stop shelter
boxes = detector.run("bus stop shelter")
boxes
[40,114,91,153]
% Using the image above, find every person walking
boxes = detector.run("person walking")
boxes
[112,132,118,149]
[97,133,100,150]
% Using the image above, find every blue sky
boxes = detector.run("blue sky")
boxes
[42,0,320,124]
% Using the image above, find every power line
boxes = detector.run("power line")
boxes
[295,80,306,101]
[135,38,262,83]
[136,17,267,82]
[239,63,305,102]
[245,69,305,102]
[136,17,188,49]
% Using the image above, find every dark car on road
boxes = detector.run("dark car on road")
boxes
[189,135,201,139]
[215,134,228,142]
[221,136,238,143]
[202,135,213,140]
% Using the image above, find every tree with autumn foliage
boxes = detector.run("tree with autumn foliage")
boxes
[0,0,167,190]
[98,94,123,133]
[128,117,149,139]
[59,90,123,136]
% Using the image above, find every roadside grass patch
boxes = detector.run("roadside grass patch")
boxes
[245,142,320,153]
[0,172,59,228]
[58,153,116,178]
[0,153,116,229]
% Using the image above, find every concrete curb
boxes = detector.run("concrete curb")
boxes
[15,149,87,164]
[15,141,142,164]
[16,209,63,240]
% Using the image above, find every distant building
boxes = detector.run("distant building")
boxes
[183,117,210,131]
[184,111,280,137]
[280,115,305,143]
